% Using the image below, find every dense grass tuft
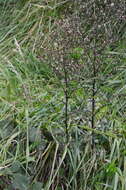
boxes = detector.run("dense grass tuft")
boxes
[0,1,126,190]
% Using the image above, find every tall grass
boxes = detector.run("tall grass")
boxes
[0,0,126,190]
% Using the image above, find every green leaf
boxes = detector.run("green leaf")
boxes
[29,127,41,143]
[70,47,84,59]
[10,161,21,173]
[106,161,117,176]
[12,173,29,190]
[31,182,43,190]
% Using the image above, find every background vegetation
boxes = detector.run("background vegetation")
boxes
[0,0,126,189]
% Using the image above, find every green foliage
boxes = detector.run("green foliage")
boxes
[70,47,84,60]
[106,161,117,176]
[0,0,126,189]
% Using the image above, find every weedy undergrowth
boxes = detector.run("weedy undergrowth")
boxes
[0,0,126,190]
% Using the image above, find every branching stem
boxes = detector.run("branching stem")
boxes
[63,58,69,142]
[91,64,96,129]
[91,50,97,129]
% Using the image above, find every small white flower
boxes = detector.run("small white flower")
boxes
[111,3,114,7]
[54,42,58,47]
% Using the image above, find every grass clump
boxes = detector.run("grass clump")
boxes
[0,0,126,190]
